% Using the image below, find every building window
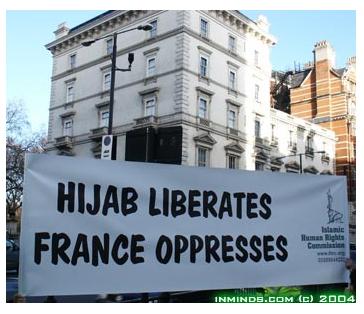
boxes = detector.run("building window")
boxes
[228,35,236,52]
[307,136,313,150]
[63,119,73,136]
[146,56,156,77]
[255,161,264,171]
[228,109,237,129]
[69,54,76,69]
[200,18,208,38]
[197,147,208,167]
[144,97,156,116]
[103,72,111,91]
[255,120,261,138]
[99,110,109,128]
[255,84,260,102]
[289,130,293,146]
[254,50,259,67]
[228,70,237,90]
[198,97,208,119]
[106,39,113,55]
[227,155,238,169]
[199,55,208,77]
[271,124,275,140]
[66,83,75,103]
[149,20,157,38]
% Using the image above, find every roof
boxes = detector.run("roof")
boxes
[334,68,345,77]
[290,69,311,88]
[68,10,114,34]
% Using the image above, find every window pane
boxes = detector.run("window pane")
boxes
[200,19,208,37]
[255,120,260,138]
[228,155,237,169]
[150,20,157,38]
[228,110,236,128]
[104,73,111,90]
[229,71,236,89]
[100,111,109,127]
[67,86,74,102]
[199,98,207,118]
[106,39,113,54]
[145,99,156,116]
[255,84,260,101]
[229,36,235,51]
[63,120,72,136]
[254,50,259,66]
[147,58,156,76]
[70,55,76,68]
[200,57,207,77]
[198,147,207,167]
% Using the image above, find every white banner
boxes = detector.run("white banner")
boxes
[19,154,349,296]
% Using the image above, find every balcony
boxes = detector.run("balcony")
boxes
[270,137,279,147]
[228,128,239,137]
[305,147,314,157]
[255,137,270,147]
[134,115,158,128]
[321,153,330,163]
[89,126,108,140]
[197,117,211,128]
[54,135,73,149]
[289,142,297,152]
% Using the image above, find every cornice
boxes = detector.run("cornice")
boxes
[205,10,277,46]
[45,10,163,55]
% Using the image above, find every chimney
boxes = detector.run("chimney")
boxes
[54,22,69,39]
[346,56,356,67]
[314,40,336,68]
[257,15,270,32]
[304,61,314,70]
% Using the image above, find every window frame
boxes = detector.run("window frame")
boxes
[66,82,75,103]
[106,38,113,55]
[197,146,209,167]
[69,54,76,69]
[199,54,209,78]
[198,96,208,119]
[149,20,158,38]
[228,69,237,90]
[103,72,111,91]
[99,109,109,128]
[255,84,260,102]
[63,118,73,136]
[227,154,239,169]
[255,120,261,138]
[146,55,157,77]
[228,35,236,53]
[200,18,209,38]
[144,96,156,117]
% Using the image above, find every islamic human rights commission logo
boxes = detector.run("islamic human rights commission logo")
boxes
[326,189,343,224]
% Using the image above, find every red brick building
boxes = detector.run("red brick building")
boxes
[272,41,356,244]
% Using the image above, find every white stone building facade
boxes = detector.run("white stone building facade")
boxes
[45,10,335,174]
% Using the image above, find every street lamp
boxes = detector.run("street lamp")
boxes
[82,24,153,160]
[274,150,325,174]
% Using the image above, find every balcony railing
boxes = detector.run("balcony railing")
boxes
[134,115,158,127]
[54,135,73,149]
[305,147,314,156]
[197,117,211,127]
[228,127,239,136]
[271,137,279,147]
[289,142,297,152]
[321,153,330,163]
[89,126,108,140]
[255,137,270,147]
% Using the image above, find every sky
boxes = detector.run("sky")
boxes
[6,10,356,133]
